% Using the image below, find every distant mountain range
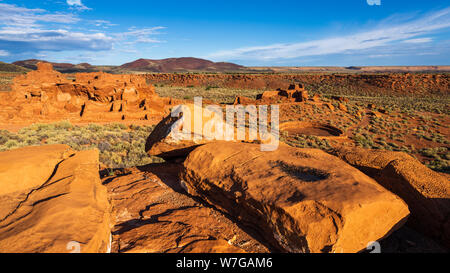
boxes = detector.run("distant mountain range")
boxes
[10,57,247,74]
[5,58,450,74]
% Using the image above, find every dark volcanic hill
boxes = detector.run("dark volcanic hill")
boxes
[119,57,245,72]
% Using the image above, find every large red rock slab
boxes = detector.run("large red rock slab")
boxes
[181,142,410,253]
[334,147,450,249]
[105,163,270,253]
[0,145,111,253]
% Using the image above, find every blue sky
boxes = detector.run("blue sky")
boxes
[0,0,449,66]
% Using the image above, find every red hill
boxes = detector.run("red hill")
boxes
[120,57,245,72]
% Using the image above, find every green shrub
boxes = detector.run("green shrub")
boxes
[0,122,163,168]
[4,139,19,149]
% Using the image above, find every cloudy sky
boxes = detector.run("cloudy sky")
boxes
[0,0,449,66]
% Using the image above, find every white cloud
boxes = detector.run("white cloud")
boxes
[135,37,163,43]
[0,3,110,53]
[0,3,79,27]
[208,8,450,61]
[92,20,117,28]
[67,0,82,5]
[118,27,166,38]
[402,38,433,43]
[66,0,91,11]
[0,2,164,62]
[0,27,113,51]
[115,27,166,44]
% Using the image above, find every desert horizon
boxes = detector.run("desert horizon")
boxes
[2,58,450,74]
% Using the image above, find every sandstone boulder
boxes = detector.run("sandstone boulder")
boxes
[146,103,279,160]
[334,147,450,248]
[325,103,335,111]
[338,103,348,112]
[145,104,236,160]
[181,142,410,253]
[312,94,321,102]
[0,145,110,253]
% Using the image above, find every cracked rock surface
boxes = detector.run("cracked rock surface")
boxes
[104,163,270,253]
[0,145,110,253]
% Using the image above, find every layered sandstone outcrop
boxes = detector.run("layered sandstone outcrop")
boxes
[334,147,450,248]
[0,145,110,253]
[181,141,410,253]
